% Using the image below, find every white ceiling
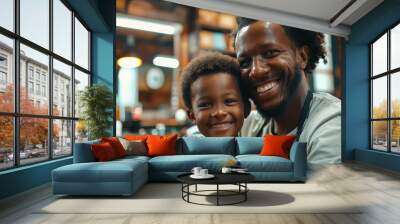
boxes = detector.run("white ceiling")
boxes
[165,0,384,38]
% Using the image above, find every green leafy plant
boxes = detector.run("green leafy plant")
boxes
[79,84,113,140]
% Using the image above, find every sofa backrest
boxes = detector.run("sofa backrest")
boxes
[235,137,263,155]
[177,137,235,155]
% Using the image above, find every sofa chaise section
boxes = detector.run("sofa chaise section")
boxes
[52,142,149,196]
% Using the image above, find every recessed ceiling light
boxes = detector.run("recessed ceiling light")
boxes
[117,56,142,68]
[116,14,182,35]
[153,56,179,69]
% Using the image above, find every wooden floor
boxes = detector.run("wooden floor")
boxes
[1,162,400,224]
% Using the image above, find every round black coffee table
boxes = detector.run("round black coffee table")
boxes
[177,173,255,206]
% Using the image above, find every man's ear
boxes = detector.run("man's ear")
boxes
[297,46,309,70]
[186,109,195,122]
[243,99,251,118]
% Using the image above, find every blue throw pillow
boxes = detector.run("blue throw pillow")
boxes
[235,137,263,155]
[179,137,235,155]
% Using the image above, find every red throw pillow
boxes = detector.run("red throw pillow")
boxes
[91,142,117,161]
[146,134,178,157]
[101,137,127,158]
[259,135,296,159]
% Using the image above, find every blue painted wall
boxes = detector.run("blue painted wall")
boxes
[345,0,400,170]
[0,158,72,199]
[0,0,116,200]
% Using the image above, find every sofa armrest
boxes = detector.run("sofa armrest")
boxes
[73,140,100,163]
[289,142,307,181]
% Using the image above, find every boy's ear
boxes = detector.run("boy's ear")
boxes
[244,99,251,118]
[186,109,195,122]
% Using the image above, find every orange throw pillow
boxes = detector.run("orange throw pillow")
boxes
[124,135,148,141]
[146,134,178,157]
[259,135,296,159]
[91,142,117,161]
[101,137,126,158]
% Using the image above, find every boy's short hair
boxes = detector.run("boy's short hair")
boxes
[181,52,248,109]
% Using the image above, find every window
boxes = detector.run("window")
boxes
[42,85,46,97]
[0,0,91,170]
[35,70,40,81]
[28,81,34,94]
[28,67,34,80]
[371,23,400,154]
[36,83,40,95]
[0,71,6,85]
[0,54,7,86]
[0,55,7,67]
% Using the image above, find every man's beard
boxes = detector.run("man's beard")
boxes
[255,65,303,118]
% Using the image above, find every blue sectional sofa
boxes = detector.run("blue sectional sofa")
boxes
[52,137,307,196]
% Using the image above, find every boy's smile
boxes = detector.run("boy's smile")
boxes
[189,73,245,137]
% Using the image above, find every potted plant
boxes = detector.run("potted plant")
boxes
[79,84,113,140]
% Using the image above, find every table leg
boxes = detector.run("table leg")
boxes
[195,184,197,192]
[245,183,247,201]
[217,184,219,206]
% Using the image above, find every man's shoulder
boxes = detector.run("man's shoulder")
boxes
[304,92,341,137]
[312,92,341,105]
[310,92,341,115]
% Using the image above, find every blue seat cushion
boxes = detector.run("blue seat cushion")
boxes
[236,155,293,172]
[235,137,263,155]
[52,159,147,183]
[178,137,235,155]
[149,154,235,172]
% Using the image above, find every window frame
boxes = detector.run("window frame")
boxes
[370,20,400,154]
[0,0,92,171]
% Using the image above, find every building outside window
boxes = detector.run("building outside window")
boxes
[370,22,400,154]
[0,0,91,170]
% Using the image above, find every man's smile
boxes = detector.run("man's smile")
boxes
[256,79,280,94]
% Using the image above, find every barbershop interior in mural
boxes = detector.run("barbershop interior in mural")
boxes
[115,0,344,138]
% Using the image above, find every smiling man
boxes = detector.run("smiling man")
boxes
[235,18,341,165]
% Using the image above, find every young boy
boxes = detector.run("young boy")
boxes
[181,52,250,137]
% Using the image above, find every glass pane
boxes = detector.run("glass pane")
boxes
[75,120,88,143]
[74,17,89,70]
[74,69,89,118]
[391,120,400,153]
[53,0,72,60]
[372,121,387,151]
[20,117,49,165]
[391,72,400,118]
[372,33,387,76]
[391,24,400,70]
[20,44,49,115]
[0,34,14,112]
[0,116,13,170]
[20,0,49,49]
[53,119,72,158]
[372,77,387,119]
[53,59,72,117]
[0,0,14,31]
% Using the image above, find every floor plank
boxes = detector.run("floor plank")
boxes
[1,162,400,224]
